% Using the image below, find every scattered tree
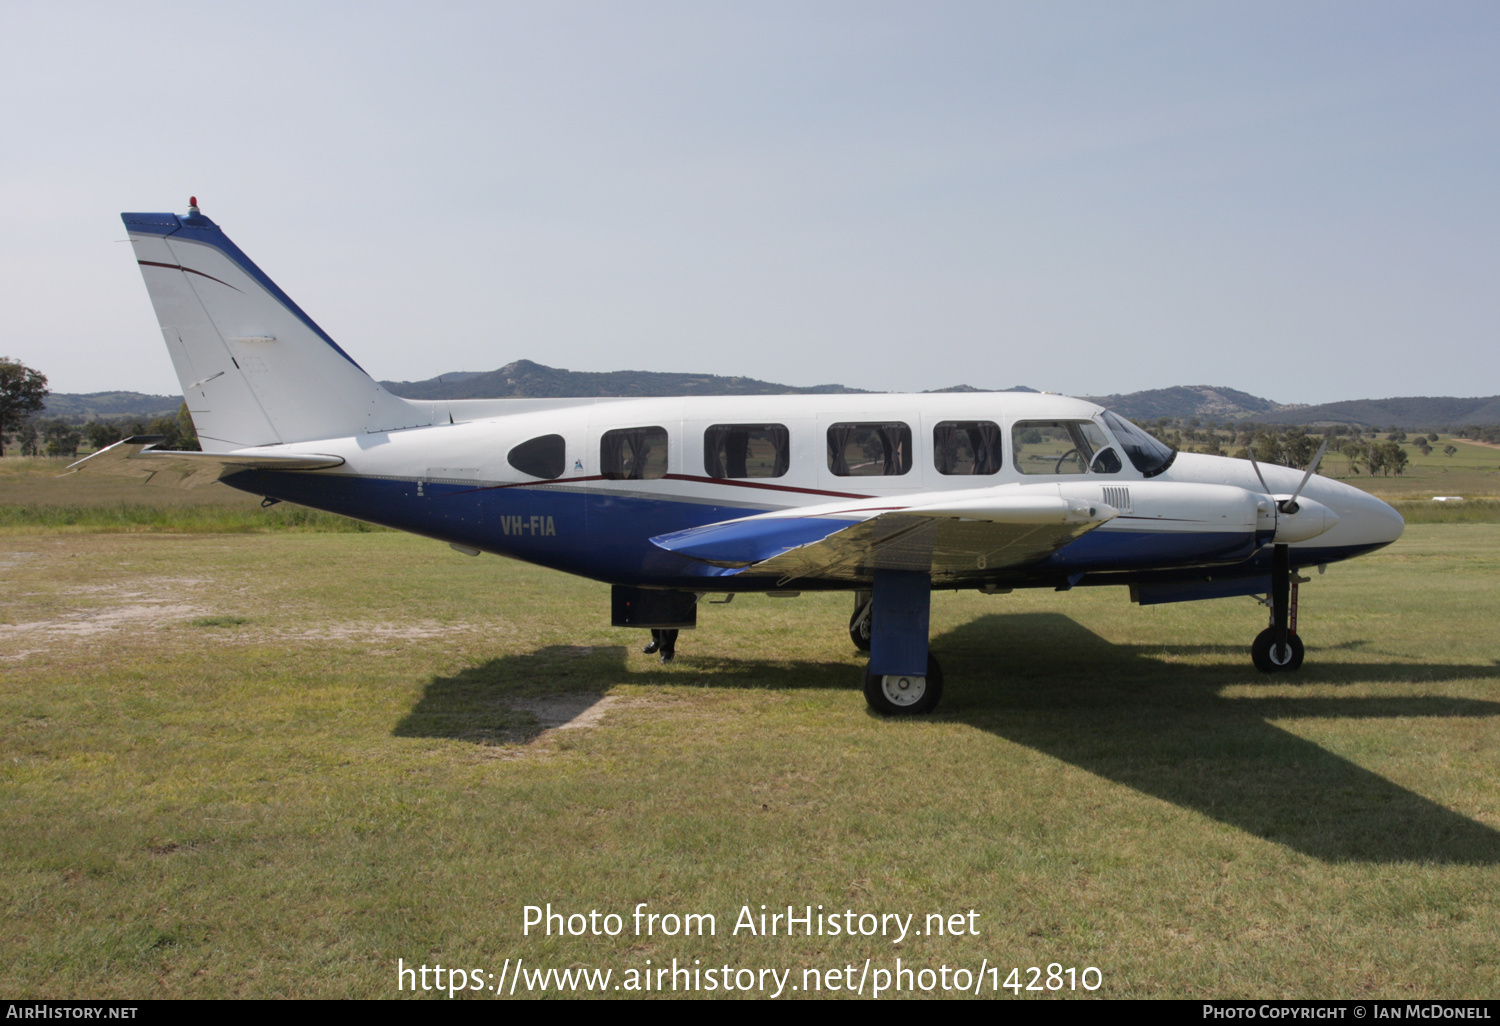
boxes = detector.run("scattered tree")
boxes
[131,403,201,451]
[0,357,49,457]
[1282,430,1317,468]
[1340,440,1369,475]
[84,421,123,451]
[41,420,81,458]
[15,420,39,456]
[1252,430,1285,466]
[1366,440,1408,476]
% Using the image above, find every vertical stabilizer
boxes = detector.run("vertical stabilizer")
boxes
[121,202,429,451]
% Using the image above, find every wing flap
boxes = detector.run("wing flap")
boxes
[748,508,1111,583]
[65,435,344,489]
[652,487,1118,583]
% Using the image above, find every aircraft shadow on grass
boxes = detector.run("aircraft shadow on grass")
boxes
[395,615,1500,865]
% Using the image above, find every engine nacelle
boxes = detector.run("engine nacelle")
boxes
[1272,495,1340,543]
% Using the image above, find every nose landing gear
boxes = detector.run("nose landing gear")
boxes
[1252,543,1305,673]
[1251,627,1304,672]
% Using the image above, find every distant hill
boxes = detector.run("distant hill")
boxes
[1078,385,1289,422]
[1248,395,1500,431]
[41,391,181,423]
[38,363,1500,430]
[924,384,1040,394]
[380,360,871,399]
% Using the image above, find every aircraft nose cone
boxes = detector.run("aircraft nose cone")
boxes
[1371,495,1406,544]
[1344,488,1406,547]
[1311,480,1405,551]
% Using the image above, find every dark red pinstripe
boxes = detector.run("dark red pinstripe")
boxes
[137,260,242,292]
[453,473,875,500]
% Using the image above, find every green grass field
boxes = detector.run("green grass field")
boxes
[2,517,1498,999]
[1320,436,1500,499]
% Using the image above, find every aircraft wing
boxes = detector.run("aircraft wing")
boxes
[65,435,345,489]
[651,486,1118,584]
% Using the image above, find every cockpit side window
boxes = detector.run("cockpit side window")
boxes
[1012,420,1123,476]
[1100,410,1176,478]
[507,433,566,479]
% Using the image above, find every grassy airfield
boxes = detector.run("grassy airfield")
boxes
[1,454,1498,999]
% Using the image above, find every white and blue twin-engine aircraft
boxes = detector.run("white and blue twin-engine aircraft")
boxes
[79,201,1405,715]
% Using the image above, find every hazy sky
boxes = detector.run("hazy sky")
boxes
[4,1,1496,403]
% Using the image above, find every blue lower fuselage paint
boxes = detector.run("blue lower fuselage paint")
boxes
[227,470,1384,591]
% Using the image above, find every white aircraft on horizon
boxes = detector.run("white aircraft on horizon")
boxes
[75,200,1406,715]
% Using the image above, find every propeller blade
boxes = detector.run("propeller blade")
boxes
[1247,449,1270,495]
[1281,439,1330,514]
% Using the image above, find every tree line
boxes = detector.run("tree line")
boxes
[0,357,199,457]
[1134,418,1478,476]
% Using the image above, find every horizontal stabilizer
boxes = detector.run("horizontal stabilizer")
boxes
[65,436,344,489]
[652,487,1117,584]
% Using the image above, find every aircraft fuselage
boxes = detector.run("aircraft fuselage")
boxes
[217,392,1403,595]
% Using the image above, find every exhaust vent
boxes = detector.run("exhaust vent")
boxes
[1101,486,1131,512]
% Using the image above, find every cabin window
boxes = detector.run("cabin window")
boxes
[704,424,790,479]
[1012,420,1123,475]
[933,421,1001,475]
[507,434,566,479]
[601,426,668,480]
[827,422,912,477]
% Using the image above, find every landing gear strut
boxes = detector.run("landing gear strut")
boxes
[860,570,943,715]
[849,590,872,651]
[1252,543,1305,672]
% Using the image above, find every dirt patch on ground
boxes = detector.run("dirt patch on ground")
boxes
[1,601,207,640]
[276,621,490,642]
[511,694,623,730]
[466,695,631,758]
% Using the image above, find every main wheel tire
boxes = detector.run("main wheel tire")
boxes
[849,592,872,652]
[1251,628,1304,672]
[864,653,944,715]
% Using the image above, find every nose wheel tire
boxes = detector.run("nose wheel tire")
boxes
[1251,628,1304,672]
[864,654,944,715]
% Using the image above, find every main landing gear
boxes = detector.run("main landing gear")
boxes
[857,571,943,716]
[1252,543,1305,673]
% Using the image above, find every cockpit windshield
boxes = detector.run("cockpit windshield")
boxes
[1100,410,1176,478]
